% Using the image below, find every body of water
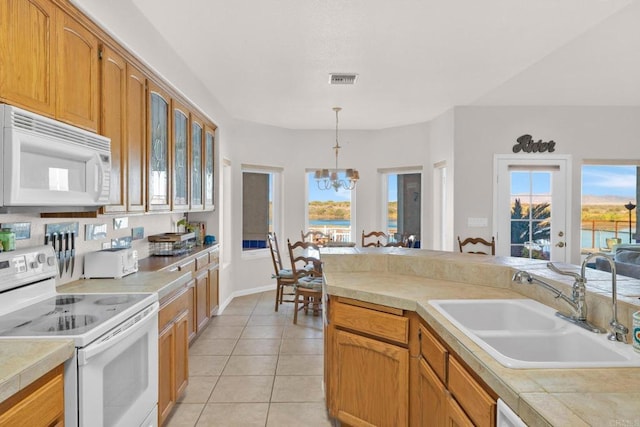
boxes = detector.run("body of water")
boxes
[310,219,398,228]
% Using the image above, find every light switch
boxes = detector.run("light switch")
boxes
[468,217,488,227]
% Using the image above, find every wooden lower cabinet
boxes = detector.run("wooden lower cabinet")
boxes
[0,364,64,427]
[417,357,447,427]
[325,296,497,427]
[207,264,219,316]
[327,297,409,427]
[195,270,209,331]
[158,287,189,426]
[186,280,197,342]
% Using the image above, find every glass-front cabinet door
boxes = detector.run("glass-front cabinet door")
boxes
[147,83,171,211]
[190,115,204,210]
[204,125,216,210]
[172,100,189,211]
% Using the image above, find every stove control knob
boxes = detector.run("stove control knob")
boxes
[47,256,56,266]
[30,261,39,269]
[37,253,46,264]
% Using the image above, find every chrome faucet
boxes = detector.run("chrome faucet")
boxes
[581,252,629,343]
[512,263,605,334]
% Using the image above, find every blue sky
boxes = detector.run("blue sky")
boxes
[582,165,637,197]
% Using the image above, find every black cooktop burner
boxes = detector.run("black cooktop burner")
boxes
[56,295,84,305]
[34,314,98,332]
[94,295,135,305]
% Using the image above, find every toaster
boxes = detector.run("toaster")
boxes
[84,248,139,279]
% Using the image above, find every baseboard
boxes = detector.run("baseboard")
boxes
[215,284,276,315]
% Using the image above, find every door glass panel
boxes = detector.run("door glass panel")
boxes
[510,171,552,260]
[385,172,421,246]
[191,122,202,205]
[173,110,188,206]
[204,131,214,207]
[149,93,168,205]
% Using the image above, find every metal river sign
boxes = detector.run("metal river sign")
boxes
[512,134,556,153]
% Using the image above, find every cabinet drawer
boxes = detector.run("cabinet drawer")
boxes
[178,259,196,274]
[333,299,408,344]
[159,287,189,330]
[195,253,209,271]
[0,365,64,427]
[419,324,448,383]
[448,356,496,427]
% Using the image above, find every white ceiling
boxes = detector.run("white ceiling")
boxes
[129,0,637,129]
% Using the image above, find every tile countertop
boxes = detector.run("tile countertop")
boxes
[0,262,193,406]
[321,248,640,427]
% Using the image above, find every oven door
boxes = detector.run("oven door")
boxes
[77,302,159,427]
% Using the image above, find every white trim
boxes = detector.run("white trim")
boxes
[214,284,277,315]
[493,154,572,261]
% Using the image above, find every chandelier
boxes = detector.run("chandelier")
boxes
[314,107,359,191]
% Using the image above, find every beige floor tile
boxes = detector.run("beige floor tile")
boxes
[232,339,281,355]
[247,314,290,326]
[283,324,323,339]
[189,355,229,376]
[222,355,278,375]
[165,403,205,427]
[241,325,285,339]
[178,376,218,403]
[271,375,325,402]
[209,375,274,403]
[198,326,245,340]
[219,305,255,315]
[266,402,332,427]
[209,315,250,326]
[190,338,237,356]
[196,403,269,427]
[280,339,324,355]
[252,304,285,315]
[276,355,324,375]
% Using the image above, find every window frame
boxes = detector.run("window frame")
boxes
[378,166,423,244]
[241,164,283,259]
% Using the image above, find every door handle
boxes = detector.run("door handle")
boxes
[555,242,565,248]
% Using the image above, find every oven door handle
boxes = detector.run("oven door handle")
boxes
[78,302,159,365]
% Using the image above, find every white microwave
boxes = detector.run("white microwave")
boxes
[0,104,111,212]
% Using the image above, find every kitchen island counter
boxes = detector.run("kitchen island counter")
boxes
[322,249,640,427]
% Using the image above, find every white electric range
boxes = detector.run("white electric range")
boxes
[0,245,159,427]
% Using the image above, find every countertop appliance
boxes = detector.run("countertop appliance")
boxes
[0,104,111,213]
[84,247,139,279]
[0,245,158,427]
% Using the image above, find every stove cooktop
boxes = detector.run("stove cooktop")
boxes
[0,293,156,343]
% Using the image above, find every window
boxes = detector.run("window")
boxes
[306,171,354,243]
[242,166,280,251]
[581,164,638,250]
[381,170,421,247]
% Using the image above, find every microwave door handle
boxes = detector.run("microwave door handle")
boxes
[77,302,158,365]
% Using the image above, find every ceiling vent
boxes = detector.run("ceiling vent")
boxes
[329,73,358,85]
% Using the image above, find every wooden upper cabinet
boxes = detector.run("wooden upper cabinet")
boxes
[190,114,204,211]
[55,8,99,131]
[100,45,127,212]
[204,125,216,210]
[126,63,147,212]
[172,99,190,211]
[0,0,56,115]
[148,82,171,211]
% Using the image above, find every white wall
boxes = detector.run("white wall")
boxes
[224,120,430,292]
[429,109,455,250]
[452,106,640,264]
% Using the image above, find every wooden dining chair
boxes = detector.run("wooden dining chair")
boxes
[301,230,330,246]
[287,239,323,325]
[457,236,495,255]
[362,230,387,247]
[267,233,296,311]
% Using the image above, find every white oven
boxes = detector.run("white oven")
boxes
[0,246,159,427]
[76,302,158,427]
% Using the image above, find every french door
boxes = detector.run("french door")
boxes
[494,155,571,262]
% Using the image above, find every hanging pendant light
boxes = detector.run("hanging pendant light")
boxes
[314,107,359,191]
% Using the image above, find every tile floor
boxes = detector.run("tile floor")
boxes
[165,290,333,427]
